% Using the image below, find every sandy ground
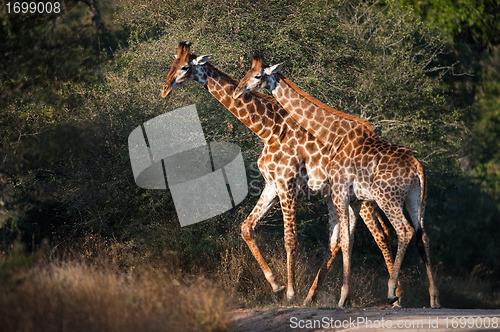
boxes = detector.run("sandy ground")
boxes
[230,307,500,331]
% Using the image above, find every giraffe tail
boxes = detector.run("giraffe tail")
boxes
[415,160,428,264]
[416,160,427,229]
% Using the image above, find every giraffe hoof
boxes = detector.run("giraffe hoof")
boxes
[272,286,286,299]
[431,301,441,309]
[431,295,441,309]
[387,296,399,305]
[303,296,313,306]
[337,298,350,310]
[392,301,402,309]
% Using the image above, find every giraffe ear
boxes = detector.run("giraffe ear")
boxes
[264,63,282,76]
[192,54,212,66]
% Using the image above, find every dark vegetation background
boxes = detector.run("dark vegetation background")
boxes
[0,0,499,326]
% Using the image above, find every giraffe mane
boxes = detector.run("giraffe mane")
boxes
[280,76,374,132]
[205,62,238,85]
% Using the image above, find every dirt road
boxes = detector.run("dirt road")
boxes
[230,307,500,331]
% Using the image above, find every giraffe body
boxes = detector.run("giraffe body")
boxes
[161,43,399,304]
[234,56,439,309]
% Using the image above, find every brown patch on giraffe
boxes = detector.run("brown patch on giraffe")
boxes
[224,84,233,95]
[221,95,232,108]
[337,127,347,136]
[211,86,221,100]
[288,137,299,148]
[304,142,317,153]
[261,113,274,129]
[284,88,290,99]
[276,88,284,99]
[316,113,325,124]
[274,150,285,162]
[246,102,256,115]
[309,120,321,133]
[361,154,370,168]
[348,127,362,141]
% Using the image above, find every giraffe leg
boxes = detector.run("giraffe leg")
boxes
[278,186,298,300]
[304,200,402,306]
[303,196,340,305]
[340,200,360,308]
[336,192,356,309]
[375,198,414,305]
[405,191,440,308]
[304,196,351,308]
[358,201,403,307]
[416,228,440,308]
[241,184,284,294]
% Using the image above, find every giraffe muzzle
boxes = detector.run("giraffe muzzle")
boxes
[233,86,247,99]
[161,85,172,98]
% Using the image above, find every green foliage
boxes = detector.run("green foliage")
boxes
[398,0,500,50]
[470,46,500,205]
[399,0,500,214]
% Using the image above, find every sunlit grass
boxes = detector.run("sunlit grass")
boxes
[0,259,230,332]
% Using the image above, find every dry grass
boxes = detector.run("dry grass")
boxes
[218,242,500,309]
[217,242,499,309]
[216,243,389,308]
[2,234,495,332]
[0,260,231,332]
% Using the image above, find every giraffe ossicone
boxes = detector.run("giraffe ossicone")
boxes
[235,55,440,309]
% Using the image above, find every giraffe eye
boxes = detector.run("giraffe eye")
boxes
[181,65,190,71]
[255,74,262,79]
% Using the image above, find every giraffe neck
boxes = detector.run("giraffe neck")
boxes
[196,63,281,141]
[270,73,374,146]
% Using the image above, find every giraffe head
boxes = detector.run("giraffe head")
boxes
[233,55,281,99]
[161,41,212,98]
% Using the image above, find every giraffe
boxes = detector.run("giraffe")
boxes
[234,56,440,309]
[161,42,397,303]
